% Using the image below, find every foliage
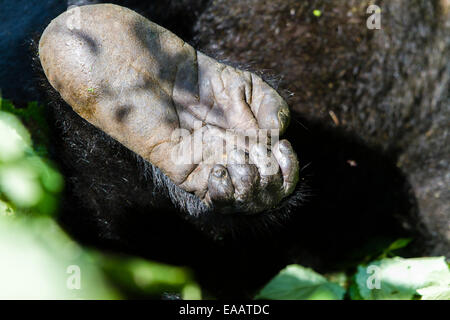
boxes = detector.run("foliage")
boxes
[255,265,345,300]
[96,254,201,299]
[256,255,450,300]
[0,216,119,299]
[0,99,201,299]
[0,98,49,157]
[354,257,450,300]
[417,284,450,300]
[0,101,63,217]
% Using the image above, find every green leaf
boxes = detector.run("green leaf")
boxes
[0,106,63,217]
[0,163,44,207]
[255,265,345,300]
[0,199,15,216]
[417,285,450,300]
[355,257,450,300]
[325,272,349,289]
[416,268,450,300]
[0,216,120,299]
[96,254,201,299]
[0,98,50,156]
[377,238,412,259]
[348,282,364,300]
[385,238,412,251]
[0,111,32,162]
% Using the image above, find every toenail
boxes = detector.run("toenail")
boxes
[213,167,226,178]
[278,109,289,122]
[280,144,291,154]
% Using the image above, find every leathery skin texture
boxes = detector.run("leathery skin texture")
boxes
[39,4,299,214]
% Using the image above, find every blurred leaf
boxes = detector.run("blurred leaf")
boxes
[0,98,204,300]
[25,155,64,193]
[181,282,202,300]
[0,106,63,217]
[417,285,450,300]
[0,98,49,156]
[385,238,412,251]
[255,265,345,300]
[39,162,64,193]
[35,193,59,216]
[0,111,32,162]
[325,272,349,289]
[355,257,450,300]
[377,238,412,259]
[0,216,120,299]
[96,254,201,299]
[0,199,15,216]
[348,281,364,300]
[0,163,44,207]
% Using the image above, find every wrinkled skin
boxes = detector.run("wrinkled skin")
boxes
[39,4,299,214]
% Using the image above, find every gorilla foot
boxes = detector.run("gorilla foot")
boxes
[39,3,299,214]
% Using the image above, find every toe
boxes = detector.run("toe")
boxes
[273,139,299,196]
[226,149,260,202]
[249,143,280,177]
[249,74,291,135]
[206,164,235,205]
[249,143,284,207]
